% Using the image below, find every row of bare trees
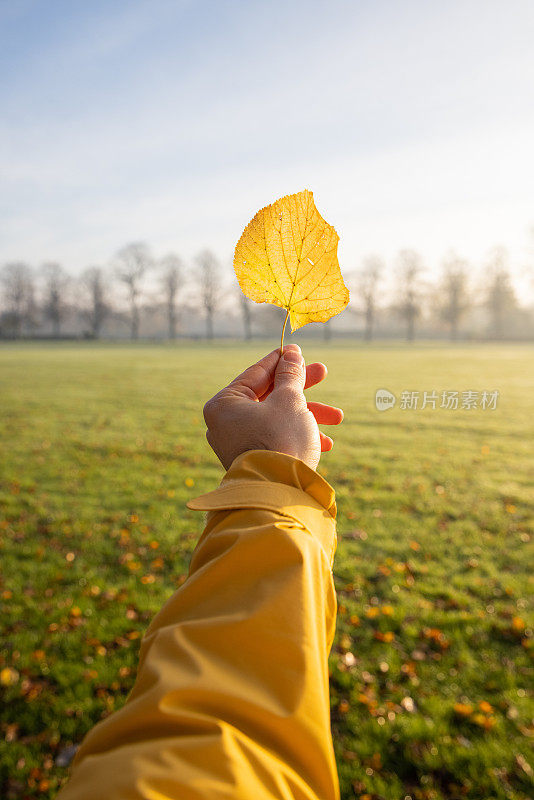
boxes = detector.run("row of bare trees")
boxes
[0,242,531,341]
[0,243,225,341]
[352,247,525,341]
[92,244,221,340]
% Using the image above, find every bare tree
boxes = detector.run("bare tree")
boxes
[25,275,38,336]
[0,262,35,337]
[42,262,69,337]
[115,242,152,339]
[160,254,183,339]
[394,249,424,342]
[195,250,221,340]
[356,255,383,341]
[437,252,470,341]
[485,246,518,339]
[81,267,110,338]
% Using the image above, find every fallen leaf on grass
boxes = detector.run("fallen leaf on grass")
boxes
[454,702,474,717]
[0,666,19,686]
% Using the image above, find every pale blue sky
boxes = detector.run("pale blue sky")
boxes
[1,0,533,296]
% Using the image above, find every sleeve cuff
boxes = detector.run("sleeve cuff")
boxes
[186,450,337,568]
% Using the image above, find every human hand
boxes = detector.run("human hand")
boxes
[203,344,343,471]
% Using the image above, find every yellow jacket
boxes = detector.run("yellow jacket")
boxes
[58,450,340,800]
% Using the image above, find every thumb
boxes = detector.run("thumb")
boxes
[273,344,306,393]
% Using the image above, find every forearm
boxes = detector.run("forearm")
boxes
[57,450,340,800]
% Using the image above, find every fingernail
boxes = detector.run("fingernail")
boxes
[283,348,302,363]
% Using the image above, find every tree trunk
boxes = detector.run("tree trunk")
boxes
[365,304,374,342]
[131,304,139,340]
[407,314,415,342]
[493,306,503,339]
[168,305,177,340]
[206,311,213,340]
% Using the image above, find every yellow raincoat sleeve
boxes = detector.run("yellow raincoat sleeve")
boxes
[57,449,340,800]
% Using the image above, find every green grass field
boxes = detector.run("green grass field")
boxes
[0,342,533,800]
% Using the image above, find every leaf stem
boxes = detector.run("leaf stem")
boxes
[280,310,290,354]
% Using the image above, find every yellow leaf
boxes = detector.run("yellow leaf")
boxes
[454,702,473,717]
[32,650,46,661]
[234,190,349,345]
[0,667,19,686]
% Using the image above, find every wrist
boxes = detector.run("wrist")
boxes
[216,449,336,517]
[187,449,337,567]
